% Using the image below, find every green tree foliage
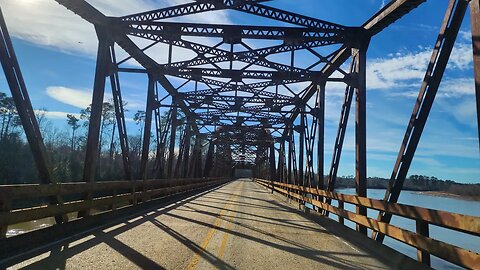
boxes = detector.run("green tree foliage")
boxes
[67,114,80,150]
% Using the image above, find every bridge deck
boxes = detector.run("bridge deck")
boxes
[12,179,406,269]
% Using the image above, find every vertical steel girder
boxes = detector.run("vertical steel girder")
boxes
[79,26,110,217]
[0,8,67,225]
[299,108,305,187]
[354,40,369,235]
[277,141,285,182]
[204,139,214,177]
[287,129,293,185]
[188,135,202,178]
[181,125,192,178]
[317,83,325,189]
[140,76,155,179]
[471,0,480,151]
[154,104,170,179]
[269,144,276,180]
[109,49,132,181]
[374,0,469,242]
[167,104,178,179]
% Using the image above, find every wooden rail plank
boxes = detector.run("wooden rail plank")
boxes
[260,181,480,269]
[0,178,222,200]
[257,179,480,236]
[0,178,226,228]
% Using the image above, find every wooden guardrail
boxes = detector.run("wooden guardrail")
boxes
[255,179,480,269]
[0,177,229,239]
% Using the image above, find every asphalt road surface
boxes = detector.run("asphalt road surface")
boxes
[11,179,398,270]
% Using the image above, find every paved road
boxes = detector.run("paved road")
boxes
[12,179,395,270]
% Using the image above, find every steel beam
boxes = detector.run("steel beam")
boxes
[140,76,155,180]
[317,83,325,190]
[353,40,369,235]
[299,108,305,188]
[203,140,215,177]
[121,0,272,22]
[0,7,67,224]
[471,0,480,151]
[269,144,276,180]
[127,21,345,44]
[287,0,429,136]
[326,61,356,192]
[109,51,132,181]
[182,125,192,178]
[167,105,178,179]
[79,26,110,217]
[374,0,469,242]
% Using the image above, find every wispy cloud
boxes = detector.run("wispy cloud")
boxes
[46,86,92,109]
[366,42,473,91]
[0,0,232,60]
[35,109,81,119]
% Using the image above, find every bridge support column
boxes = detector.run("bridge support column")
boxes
[277,141,285,183]
[269,144,276,193]
[353,38,369,235]
[287,129,292,185]
[140,75,155,180]
[167,103,178,179]
[0,7,67,224]
[188,135,200,178]
[375,0,469,242]
[204,139,215,177]
[316,82,325,190]
[181,124,192,178]
[471,0,480,151]
[269,144,276,180]
[299,107,305,188]
[79,26,111,217]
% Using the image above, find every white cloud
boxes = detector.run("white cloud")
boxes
[35,109,81,119]
[1,0,97,55]
[458,30,472,42]
[389,77,475,98]
[46,86,92,109]
[366,42,473,91]
[0,0,232,60]
[453,99,477,124]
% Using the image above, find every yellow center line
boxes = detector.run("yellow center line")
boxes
[186,183,239,270]
[216,181,243,262]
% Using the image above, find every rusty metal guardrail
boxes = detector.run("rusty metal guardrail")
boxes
[254,178,480,269]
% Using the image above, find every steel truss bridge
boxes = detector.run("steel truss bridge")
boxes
[0,0,479,269]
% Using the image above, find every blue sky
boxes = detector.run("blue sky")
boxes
[0,0,478,183]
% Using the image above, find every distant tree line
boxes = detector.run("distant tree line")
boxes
[0,91,186,185]
[1,91,479,200]
[328,175,480,200]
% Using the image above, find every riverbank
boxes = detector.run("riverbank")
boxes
[413,190,480,201]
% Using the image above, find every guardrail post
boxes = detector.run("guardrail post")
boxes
[0,198,11,239]
[416,220,431,266]
[338,201,344,225]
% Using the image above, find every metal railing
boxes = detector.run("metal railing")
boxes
[255,178,480,269]
[0,177,229,239]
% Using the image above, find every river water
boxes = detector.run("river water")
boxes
[330,188,480,269]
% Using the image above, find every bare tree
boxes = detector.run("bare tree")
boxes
[67,114,80,150]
